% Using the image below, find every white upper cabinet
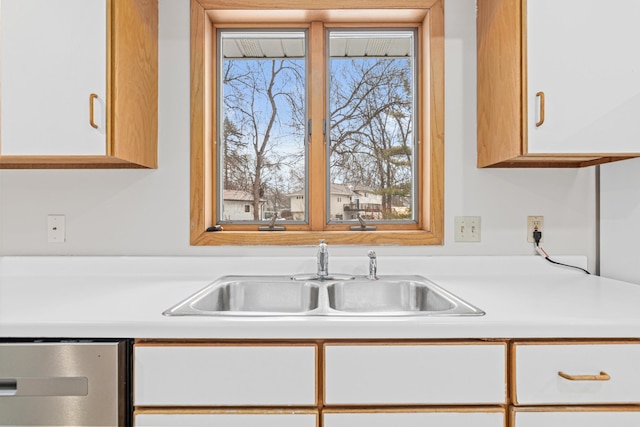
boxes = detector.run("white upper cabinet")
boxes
[0,0,157,168]
[1,0,107,155]
[477,0,640,167]
[526,0,640,154]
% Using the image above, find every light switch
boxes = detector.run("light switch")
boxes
[454,216,481,242]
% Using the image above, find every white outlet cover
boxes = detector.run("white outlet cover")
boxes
[454,216,481,242]
[527,215,544,243]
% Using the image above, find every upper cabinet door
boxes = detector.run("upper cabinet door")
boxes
[477,0,640,167]
[0,0,107,155]
[526,0,640,154]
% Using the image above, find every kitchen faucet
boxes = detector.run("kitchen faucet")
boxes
[367,250,378,280]
[317,239,329,278]
[291,239,355,281]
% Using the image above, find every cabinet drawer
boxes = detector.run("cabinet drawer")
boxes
[324,343,506,405]
[135,411,318,427]
[513,408,640,427]
[513,342,640,405]
[324,409,505,427]
[134,344,316,406]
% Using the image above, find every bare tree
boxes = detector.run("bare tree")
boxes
[223,59,305,220]
[222,52,412,222]
[329,57,413,219]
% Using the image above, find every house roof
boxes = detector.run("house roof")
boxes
[330,183,355,196]
[223,189,266,202]
[288,184,378,198]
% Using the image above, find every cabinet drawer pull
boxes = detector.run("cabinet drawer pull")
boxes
[89,93,99,129]
[558,371,610,381]
[536,91,545,127]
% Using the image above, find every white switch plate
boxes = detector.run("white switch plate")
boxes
[454,216,481,242]
[47,214,65,243]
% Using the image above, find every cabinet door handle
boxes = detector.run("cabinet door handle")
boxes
[558,371,610,381]
[536,91,545,127]
[89,93,99,129]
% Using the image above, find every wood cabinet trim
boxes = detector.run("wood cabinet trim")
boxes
[135,408,320,415]
[110,0,158,168]
[322,407,507,414]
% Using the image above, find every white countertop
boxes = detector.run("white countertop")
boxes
[1,255,639,339]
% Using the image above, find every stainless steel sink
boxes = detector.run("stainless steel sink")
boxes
[326,277,484,316]
[163,275,484,317]
[328,280,454,313]
[164,278,320,316]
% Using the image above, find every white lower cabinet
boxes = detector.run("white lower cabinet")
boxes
[135,411,318,427]
[134,344,316,406]
[513,409,640,427]
[324,410,505,427]
[324,343,506,405]
[512,341,640,425]
[513,342,640,405]
[134,340,640,426]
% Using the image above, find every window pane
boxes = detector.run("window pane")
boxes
[328,30,416,223]
[218,30,307,223]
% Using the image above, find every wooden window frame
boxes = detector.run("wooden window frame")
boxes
[190,0,444,246]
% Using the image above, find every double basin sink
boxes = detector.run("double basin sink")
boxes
[163,275,484,317]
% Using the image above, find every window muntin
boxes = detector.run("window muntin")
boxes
[217,30,308,223]
[327,29,417,224]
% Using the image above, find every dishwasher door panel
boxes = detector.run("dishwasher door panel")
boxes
[0,341,127,426]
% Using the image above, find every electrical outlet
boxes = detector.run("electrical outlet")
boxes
[527,215,543,243]
[454,216,481,242]
[47,214,65,243]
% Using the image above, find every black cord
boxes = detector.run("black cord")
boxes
[533,229,590,274]
[541,256,591,275]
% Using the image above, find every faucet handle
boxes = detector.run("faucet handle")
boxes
[368,249,376,258]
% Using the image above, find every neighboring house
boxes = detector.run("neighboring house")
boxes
[289,190,306,221]
[222,190,265,221]
[288,184,384,221]
[339,184,383,221]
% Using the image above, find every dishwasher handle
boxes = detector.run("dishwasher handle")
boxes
[0,377,87,397]
[0,379,17,396]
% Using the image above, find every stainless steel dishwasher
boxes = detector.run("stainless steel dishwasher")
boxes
[0,340,130,426]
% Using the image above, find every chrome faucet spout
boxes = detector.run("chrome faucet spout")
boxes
[367,250,378,280]
[317,239,329,278]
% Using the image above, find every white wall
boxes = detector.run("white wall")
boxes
[601,158,640,283]
[0,0,597,269]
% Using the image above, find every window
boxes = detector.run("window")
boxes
[191,0,444,246]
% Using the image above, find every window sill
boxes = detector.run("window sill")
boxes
[190,229,443,246]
